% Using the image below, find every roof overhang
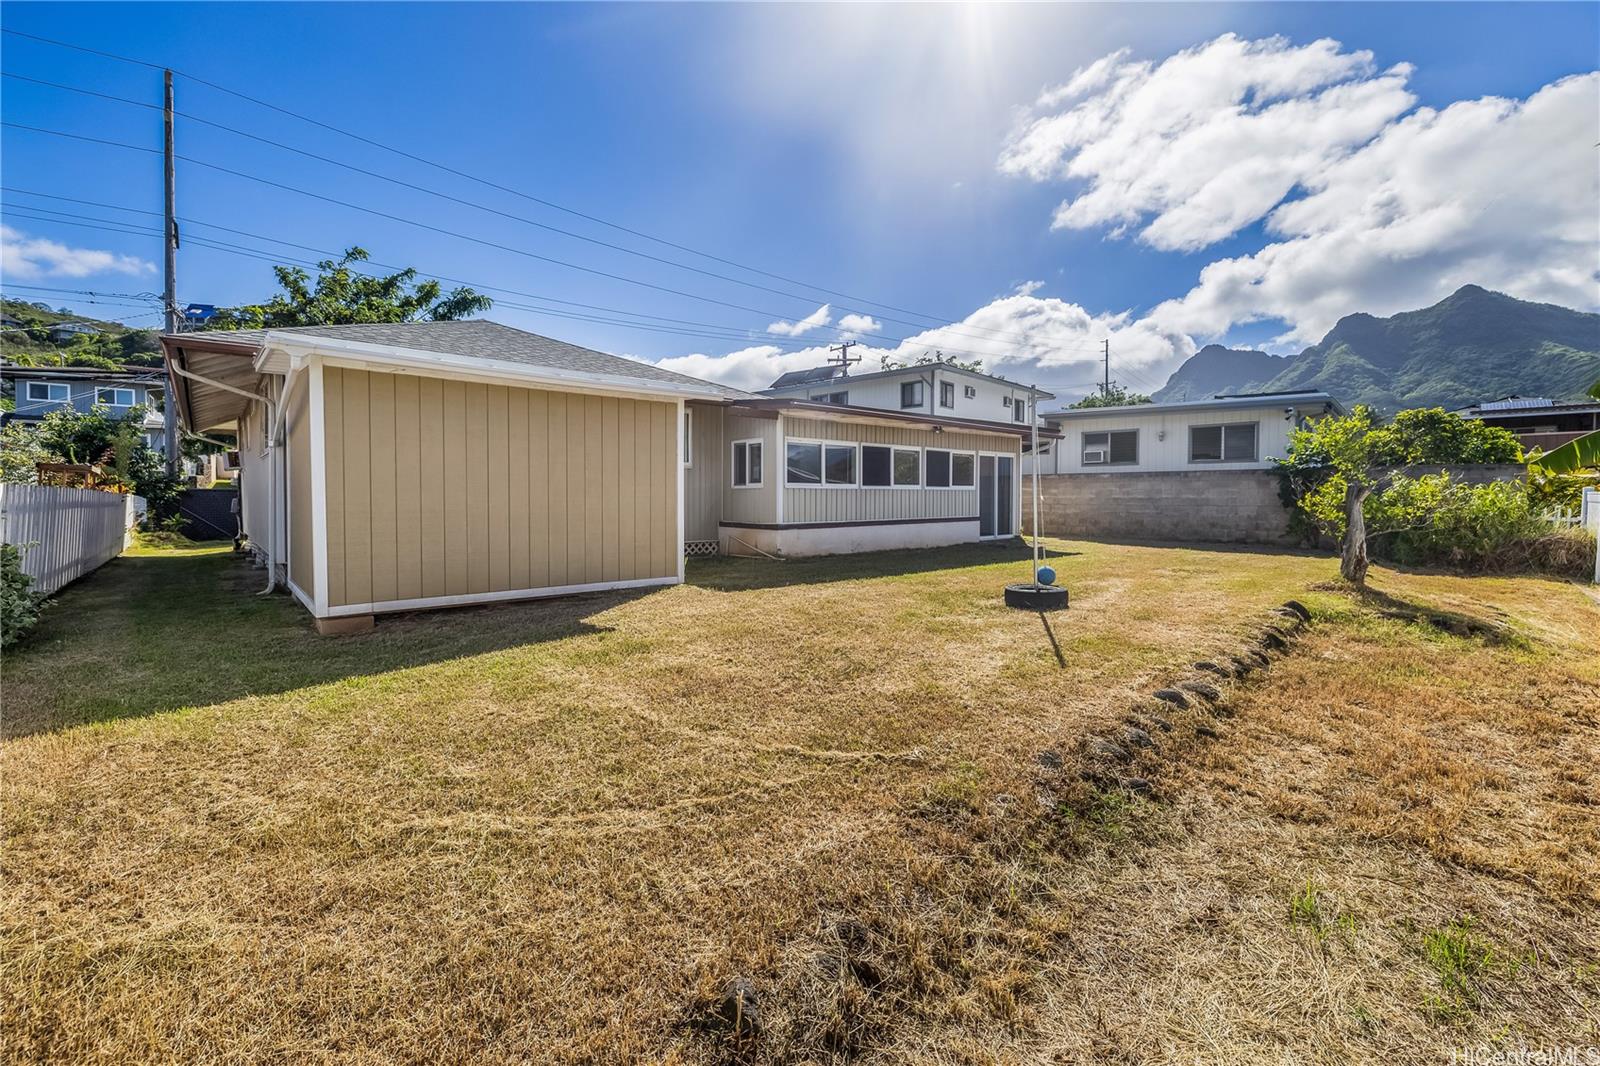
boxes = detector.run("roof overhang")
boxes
[160,333,270,433]
[732,398,1062,439]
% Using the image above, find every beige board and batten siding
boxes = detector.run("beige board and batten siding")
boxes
[780,415,1016,524]
[286,376,314,600]
[721,411,780,525]
[684,402,724,543]
[320,365,679,612]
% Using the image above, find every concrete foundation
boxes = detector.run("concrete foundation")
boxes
[315,613,376,636]
[720,518,982,557]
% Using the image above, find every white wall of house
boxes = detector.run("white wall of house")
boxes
[768,366,1041,427]
[1027,399,1334,475]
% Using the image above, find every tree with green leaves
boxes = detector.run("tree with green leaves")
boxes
[1069,383,1152,409]
[206,248,491,330]
[879,350,984,373]
[1278,406,1523,585]
[2,406,183,517]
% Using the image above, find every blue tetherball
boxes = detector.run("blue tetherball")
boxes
[1036,565,1057,586]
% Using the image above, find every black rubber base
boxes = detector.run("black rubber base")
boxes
[1004,583,1069,611]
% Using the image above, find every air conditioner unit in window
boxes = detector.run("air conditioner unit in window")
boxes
[1083,449,1107,464]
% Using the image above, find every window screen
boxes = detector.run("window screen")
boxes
[1222,423,1257,461]
[786,442,821,483]
[862,445,892,486]
[900,381,924,408]
[823,445,856,485]
[950,453,975,487]
[1190,423,1257,462]
[939,381,955,408]
[893,448,920,486]
[1189,426,1222,461]
[925,449,951,487]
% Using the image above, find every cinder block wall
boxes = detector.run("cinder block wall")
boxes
[1023,464,1529,546]
[1023,470,1295,545]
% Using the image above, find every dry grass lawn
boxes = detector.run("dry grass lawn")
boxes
[2,537,1596,1063]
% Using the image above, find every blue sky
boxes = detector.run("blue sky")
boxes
[3,3,1596,398]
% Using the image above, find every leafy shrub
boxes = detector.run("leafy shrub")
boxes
[1367,476,1594,577]
[1,543,40,649]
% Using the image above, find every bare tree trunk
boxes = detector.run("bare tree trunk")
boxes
[1340,482,1372,586]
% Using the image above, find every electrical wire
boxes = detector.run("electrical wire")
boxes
[1,27,1108,350]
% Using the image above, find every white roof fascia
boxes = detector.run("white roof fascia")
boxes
[261,332,729,401]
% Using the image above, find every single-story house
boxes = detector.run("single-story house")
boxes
[1025,390,1345,476]
[162,321,1048,632]
[1455,395,1600,455]
[47,321,102,342]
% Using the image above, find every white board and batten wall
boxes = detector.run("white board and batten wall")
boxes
[0,485,143,597]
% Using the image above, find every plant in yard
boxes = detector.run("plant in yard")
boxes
[1420,916,1501,1022]
[25,406,183,518]
[0,422,51,483]
[1278,406,1523,585]
[0,543,40,648]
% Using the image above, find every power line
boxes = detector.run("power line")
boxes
[0,44,1110,358]
[2,187,1103,366]
[1,28,1101,349]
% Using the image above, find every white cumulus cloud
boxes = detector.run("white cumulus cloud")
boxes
[999,33,1416,252]
[1001,34,1600,344]
[838,312,882,335]
[0,226,157,280]
[765,303,833,337]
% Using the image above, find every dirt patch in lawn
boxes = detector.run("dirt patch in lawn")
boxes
[2,540,1595,1063]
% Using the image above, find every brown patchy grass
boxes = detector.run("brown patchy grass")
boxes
[2,538,1596,1062]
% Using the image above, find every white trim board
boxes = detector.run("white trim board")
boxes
[322,574,682,618]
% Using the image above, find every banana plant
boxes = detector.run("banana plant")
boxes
[1528,430,1600,475]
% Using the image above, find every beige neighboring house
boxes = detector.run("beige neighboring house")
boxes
[162,321,1046,632]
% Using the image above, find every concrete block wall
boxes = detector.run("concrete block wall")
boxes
[1023,470,1295,545]
[1022,464,1529,547]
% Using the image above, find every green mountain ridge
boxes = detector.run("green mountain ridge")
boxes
[1152,285,1600,413]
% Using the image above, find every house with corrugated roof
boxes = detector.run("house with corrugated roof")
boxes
[163,321,1053,632]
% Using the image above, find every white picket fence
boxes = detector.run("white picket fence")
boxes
[0,485,144,597]
[1583,488,1600,585]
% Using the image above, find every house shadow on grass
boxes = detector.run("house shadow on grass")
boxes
[687,538,1080,592]
[2,548,658,740]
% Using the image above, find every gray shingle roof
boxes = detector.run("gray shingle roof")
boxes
[172,320,754,399]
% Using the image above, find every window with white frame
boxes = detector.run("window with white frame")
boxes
[25,382,69,402]
[862,445,920,487]
[786,441,857,486]
[924,448,976,488]
[1189,422,1258,463]
[731,439,764,488]
[682,409,693,466]
[939,381,955,408]
[900,380,925,408]
[96,387,137,406]
[1082,429,1137,466]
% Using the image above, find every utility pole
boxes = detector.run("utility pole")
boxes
[162,69,179,476]
[1101,338,1111,399]
[827,340,859,373]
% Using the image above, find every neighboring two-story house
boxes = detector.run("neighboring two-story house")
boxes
[1454,395,1600,455]
[1,364,168,453]
[761,362,1053,428]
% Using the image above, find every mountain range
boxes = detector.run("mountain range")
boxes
[1152,285,1600,412]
